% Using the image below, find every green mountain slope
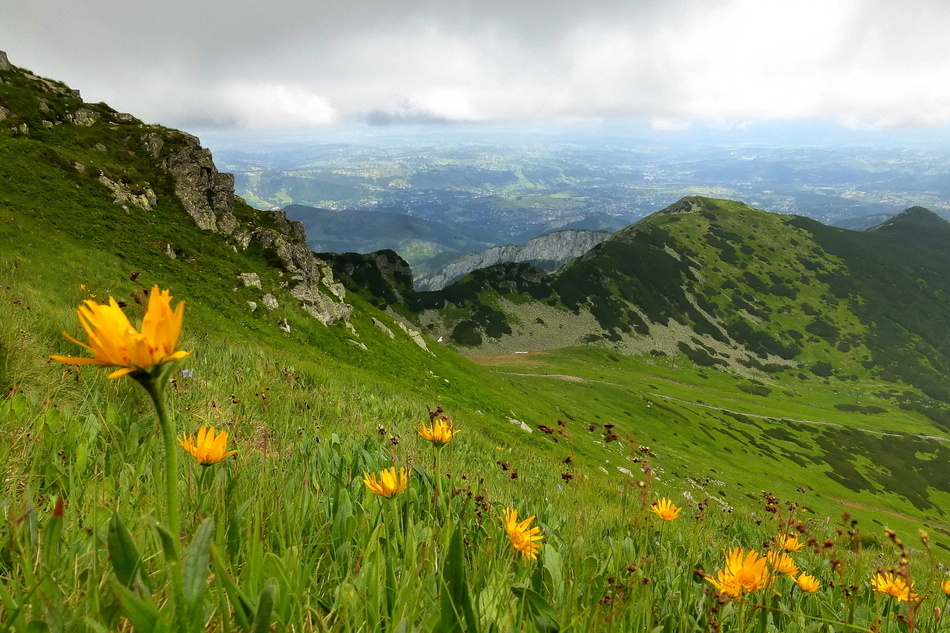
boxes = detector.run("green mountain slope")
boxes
[392,197,950,420]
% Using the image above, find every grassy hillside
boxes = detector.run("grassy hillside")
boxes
[4,58,950,631]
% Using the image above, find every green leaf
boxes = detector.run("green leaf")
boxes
[108,513,144,589]
[143,516,178,563]
[210,544,254,630]
[251,579,278,633]
[182,519,214,607]
[439,527,478,633]
[41,497,64,571]
[113,582,160,633]
[511,586,559,633]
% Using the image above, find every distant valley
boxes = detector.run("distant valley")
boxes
[215,137,950,256]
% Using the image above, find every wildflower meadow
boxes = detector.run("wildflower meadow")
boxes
[2,285,950,632]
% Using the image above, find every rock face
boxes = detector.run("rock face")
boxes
[147,130,238,234]
[417,230,610,291]
[0,51,11,72]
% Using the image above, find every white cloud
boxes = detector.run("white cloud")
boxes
[219,83,338,128]
[3,0,950,131]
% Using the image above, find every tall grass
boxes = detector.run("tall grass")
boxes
[2,288,949,632]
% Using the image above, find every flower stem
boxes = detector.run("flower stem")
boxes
[139,372,181,553]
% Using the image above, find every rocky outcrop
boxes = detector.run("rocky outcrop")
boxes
[251,225,352,324]
[417,230,610,291]
[97,175,157,211]
[0,51,352,327]
[150,130,238,235]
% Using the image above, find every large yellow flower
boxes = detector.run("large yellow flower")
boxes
[706,548,772,598]
[766,550,799,576]
[650,497,681,521]
[501,508,543,561]
[418,418,459,446]
[777,534,804,552]
[179,426,238,465]
[363,467,409,498]
[942,579,950,597]
[871,572,918,602]
[52,285,190,379]
[795,572,820,593]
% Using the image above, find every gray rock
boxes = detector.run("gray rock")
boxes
[278,318,291,333]
[238,273,262,288]
[417,229,611,291]
[73,162,85,173]
[141,133,164,158]
[347,339,368,350]
[372,317,396,339]
[508,418,533,433]
[0,106,8,123]
[166,243,177,259]
[158,133,236,234]
[396,321,432,354]
[96,175,156,211]
[0,51,11,72]
[38,98,50,114]
[247,301,257,312]
[68,108,100,127]
[41,120,54,129]
[95,143,107,152]
[262,293,279,310]
[16,123,28,135]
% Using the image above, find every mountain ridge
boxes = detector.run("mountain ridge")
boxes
[324,196,950,428]
[414,228,611,291]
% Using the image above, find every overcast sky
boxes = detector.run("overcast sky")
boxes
[3,0,950,136]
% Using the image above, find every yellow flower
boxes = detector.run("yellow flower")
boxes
[650,497,681,521]
[766,550,799,576]
[778,534,804,552]
[794,572,820,593]
[363,467,409,498]
[179,426,238,465]
[501,508,543,561]
[871,572,918,602]
[706,548,772,598]
[941,579,950,596]
[418,418,458,446]
[52,285,190,379]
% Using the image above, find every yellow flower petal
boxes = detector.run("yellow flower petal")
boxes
[418,418,459,446]
[180,426,238,465]
[500,508,543,561]
[363,467,409,498]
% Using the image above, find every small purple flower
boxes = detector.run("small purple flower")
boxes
[181,369,194,378]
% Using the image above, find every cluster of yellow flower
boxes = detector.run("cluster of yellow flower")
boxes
[706,536,820,599]
[362,415,543,562]
[871,572,918,603]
